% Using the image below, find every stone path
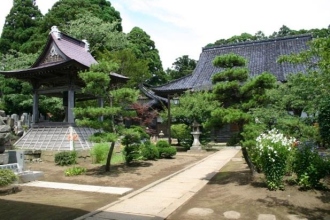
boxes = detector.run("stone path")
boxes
[75,147,240,220]
[186,209,309,220]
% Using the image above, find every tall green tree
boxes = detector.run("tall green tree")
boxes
[166,55,197,80]
[127,27,165,85]
[209,53,276,172]
[63,14,127,55]
[0,0,43,53]
[279,36,330,146]
[104,49,150,88]
[26,0,122,53]
[0,50,38,114]
[169,91,219,126]
[74,60,139,171]
[41,0,122,32]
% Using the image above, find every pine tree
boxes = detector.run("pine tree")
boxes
[0,0,43,53]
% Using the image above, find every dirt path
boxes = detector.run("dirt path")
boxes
[0,151,212,220]
[167,151,330,220]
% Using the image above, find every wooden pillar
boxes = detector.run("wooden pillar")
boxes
[167,94,171,144]
[32,90,39,123]
[67,89,75,124]
[98,97,104,122]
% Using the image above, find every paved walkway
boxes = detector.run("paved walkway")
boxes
[75,147,240,220]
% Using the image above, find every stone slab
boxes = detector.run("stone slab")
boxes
[23,181,133,195]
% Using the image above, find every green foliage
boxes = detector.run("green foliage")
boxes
[103,49,150,88]
[156,140,170,148]
[256,129,296,190]
[64,166,87,176]
[123,143,141,164]
[171,124,192,147]
[168,91,220,128]
[293,142,330,189]
[0,51,37,114]
[122,127,148,164]
[0,0,43,53]
[54,151,77,166]
[0,169,17,187]
[158,146,177,159]
[318,98,330,146]
[208,25,330,47]
[141,141,159,160]
[166,55,197,80]
[127,27,165,85]
[210,54,276,137]
[213,53,246,68]
[156,140,177,158]
[91,143,109,164]
[63,14,127,54]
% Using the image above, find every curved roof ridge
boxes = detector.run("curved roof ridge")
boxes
[203,34,312,52]
[31,27,97,68]
[151,73,193,89]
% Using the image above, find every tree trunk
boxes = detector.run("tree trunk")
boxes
[241,146,258,176]
[105,142,115,172]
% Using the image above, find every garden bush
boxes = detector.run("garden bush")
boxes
[91,143,109,164]
[64,166,87,176]
[122,127,145,164]
[171,124,192,147]
[156,140,170,148]
[293,142,330,189]
[156,140,177,158]
[0,169,17,187]
[54,151,77,166]
[158,146,177,158]
[256,129,296,190]
[141,141,159,160]
[123,144,141,164]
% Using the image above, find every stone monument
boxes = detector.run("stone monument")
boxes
[189,121,202,151]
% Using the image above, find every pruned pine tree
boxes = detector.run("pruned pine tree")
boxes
[210,53,276,174]
[74,60,139,171]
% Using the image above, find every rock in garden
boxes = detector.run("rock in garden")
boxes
[0,110,5,117]
[187,207,214,216]
[258,214,276,220]
[0,125,11,133]
[224,210,241,219]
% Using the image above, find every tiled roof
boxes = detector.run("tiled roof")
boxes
[152,34,312,95]
[32,30,97,68]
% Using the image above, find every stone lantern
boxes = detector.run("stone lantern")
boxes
[190,121,202,151]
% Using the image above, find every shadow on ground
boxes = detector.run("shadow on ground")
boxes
[0,199,88,220]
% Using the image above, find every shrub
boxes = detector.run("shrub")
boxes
[55,151,77,166]
[91,143,109,164]
[158,146,177,158]
[156,140,177,158]
[64,166,87,176]
[156,140,170,148]
[293,142,330,189]
[122,127,145,164]
[0,169,17,187]
[171,124,192,147]
[141,141,159,160]
[256,129,296,190]
[318,98,330,146]
[123,144,141,164]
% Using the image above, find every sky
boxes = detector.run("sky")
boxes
[0,0,329,69]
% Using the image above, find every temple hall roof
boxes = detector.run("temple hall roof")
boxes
[0,26,97,83]
[152,34,312,96]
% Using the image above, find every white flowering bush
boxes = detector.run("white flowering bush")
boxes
[256,129,296,190]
